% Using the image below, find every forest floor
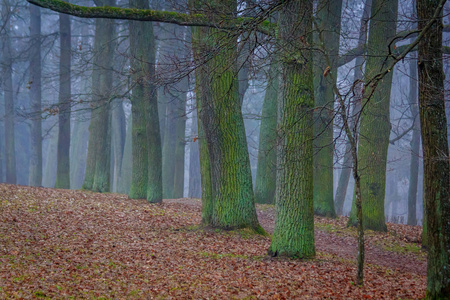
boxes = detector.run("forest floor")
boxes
[0,184,425,299]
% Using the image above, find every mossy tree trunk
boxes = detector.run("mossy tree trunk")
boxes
[82,0,115,192]
[417,0,450,297]
[312,0,342,218]
[128,0,162,202]
[268,0,315,258]
[348,0,398,231]
[29,4,43,187]
[189,15,213,217]
[54,12,71,189]
[1,0,16,184]
[190,0,261,231]
[254,62,278,204]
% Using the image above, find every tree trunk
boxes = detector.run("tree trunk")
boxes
[1,0,16,184]
[128,0,162,203]
[268,0,315,258]
[188,107,201,198]
[55,12,71,189]
[335,0,371,216]
[118,112,132,194]
[111,100,126,193]
[189,0,262,231]
[407,50,420,226]
[29,4,43,187]
[312,0,342,218]
[254,62,278,204]
[417,0,450,297]
[83,0,115,192]
[348,0,399,232]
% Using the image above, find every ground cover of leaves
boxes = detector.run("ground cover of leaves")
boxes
[0,184,425,299]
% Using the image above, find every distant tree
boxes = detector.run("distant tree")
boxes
[128,0,162,202]
[29,4,43,187]
[254,61,278,204]
[82,0,115,192]
[54,12,71,189]
[334,0,371,216]
[1,0,17,184]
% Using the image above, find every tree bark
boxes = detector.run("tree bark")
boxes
[417,0,450,297]
[268,0,315,258]
[348,0,399,231]
[312,0,342,218]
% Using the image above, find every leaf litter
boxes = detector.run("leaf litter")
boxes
[0,184,425,299]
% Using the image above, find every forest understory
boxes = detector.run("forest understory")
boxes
[0,184,425,299]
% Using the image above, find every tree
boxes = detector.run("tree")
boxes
[312,0,342,218]
[334,0,371,216]
[416,0,450,297]
[128,0,162,203]
[189,0,262,231]
[29,4,43,187]
[254,62,278,204]
[1,0,17,184]
[268,0,315,258]
[54,12,71,189]
[348,0,399,231]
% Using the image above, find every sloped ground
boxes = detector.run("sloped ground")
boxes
[0,184,425,299]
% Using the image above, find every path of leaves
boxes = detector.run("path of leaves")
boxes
[0,184,425,299]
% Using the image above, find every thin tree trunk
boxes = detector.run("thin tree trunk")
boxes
[55,13,71,189]
[1,0,16,184]
[29,4,43,187]
[407,50,420,226]
[111,100,126,193]
[188,107,201,198]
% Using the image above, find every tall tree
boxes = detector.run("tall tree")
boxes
[128,0,162,202]
[189,0,262,231]
[1,0,16,184]
[254,62,278,204]
[334,0,371,216]
[417,0,450,297]
[29,4,43,187]
[54,12,71,189]
[348,0,399,231]
[312,0,342,218]
[268,0,315,258]
[82,0,115,192]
